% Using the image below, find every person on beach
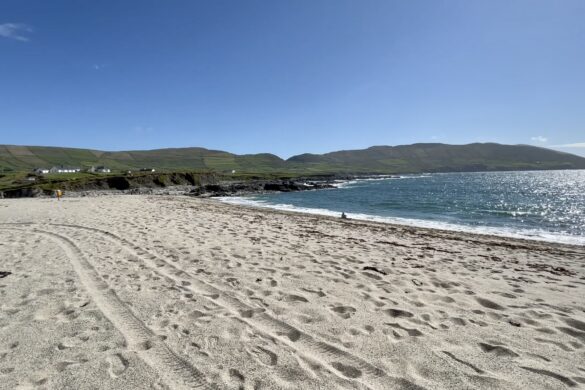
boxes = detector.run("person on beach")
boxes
[341,212,347,219]
[56,189,63,200]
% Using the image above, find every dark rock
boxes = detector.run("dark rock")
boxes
[106,176,131,190]
[1,187,43,198]
[188,179,335,197]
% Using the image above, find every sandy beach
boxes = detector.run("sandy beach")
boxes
[0,195,584,389]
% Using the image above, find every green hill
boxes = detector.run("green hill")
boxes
[1,143,584,175]
[286,143,585,173]
[0,145,285,173]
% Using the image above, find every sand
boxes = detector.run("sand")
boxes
[0,195,584,389]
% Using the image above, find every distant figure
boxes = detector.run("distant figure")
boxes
[341,212,347,219]
[56,189,63,201]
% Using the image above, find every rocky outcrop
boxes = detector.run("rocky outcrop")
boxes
[58,172,219,191]
[188,180,335,197]
[0,172,220,198]
[1,187,45,198]
[0,173,337,198]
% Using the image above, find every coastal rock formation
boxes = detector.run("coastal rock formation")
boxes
[188,180,335,197]
[0,172,219,198]
[0,174,336,198]
[0,186,44,198]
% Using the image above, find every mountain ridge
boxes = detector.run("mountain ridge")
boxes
[1,142,584,174]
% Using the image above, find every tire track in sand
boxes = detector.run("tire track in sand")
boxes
[51,222,425,390]
[0,226,212,390]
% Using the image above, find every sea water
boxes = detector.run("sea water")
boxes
[220,170,585,245]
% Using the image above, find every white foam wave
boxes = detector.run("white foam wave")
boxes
[218,196,585,246]
[331,175,430,188]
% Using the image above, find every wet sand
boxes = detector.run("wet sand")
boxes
[0,195,584,389]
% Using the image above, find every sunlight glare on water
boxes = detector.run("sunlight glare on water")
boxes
[222,170,585,245]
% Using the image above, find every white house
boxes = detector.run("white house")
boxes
[140,168,156,172]
[95,166,111,173]
[49,166,81,174]
[33,168,50,175]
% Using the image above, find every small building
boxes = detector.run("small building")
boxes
[33,168,50,175]
[49,166,81,174]
[95,166,111,173]
[140,168,156,172]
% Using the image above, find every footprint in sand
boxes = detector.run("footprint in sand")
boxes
[107,353,129,378]
[247,346,278,366]
[348,325,375,336]
[330,305,356,319]
[475,297,506,311]
[383,308,414,318]
[449,317,467,326]
[563,318,585,332]
[331,362,362,379]
[279,294,309,303]
[442,351,485,374]
[556,326,585,343]
[479,342,519,358]
[520,366,578,387]
[55,357,88,372]
[225,368,245,388]
[384,322,424,338]
[300,287,326,297]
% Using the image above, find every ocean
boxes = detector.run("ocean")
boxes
[219,170,585,246]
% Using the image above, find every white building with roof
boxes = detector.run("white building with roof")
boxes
[95,166,111,173]
[49,166,81,174]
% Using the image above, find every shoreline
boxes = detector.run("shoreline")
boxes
[8,170,582,247]
[214,196,585,249]
[3,186,584,248]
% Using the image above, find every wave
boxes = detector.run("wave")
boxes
[332,174,431,188]
[217,196,585,246]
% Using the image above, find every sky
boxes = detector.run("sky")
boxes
[1,0,584,158]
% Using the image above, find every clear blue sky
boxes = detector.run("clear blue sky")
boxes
[1,0,584,157]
